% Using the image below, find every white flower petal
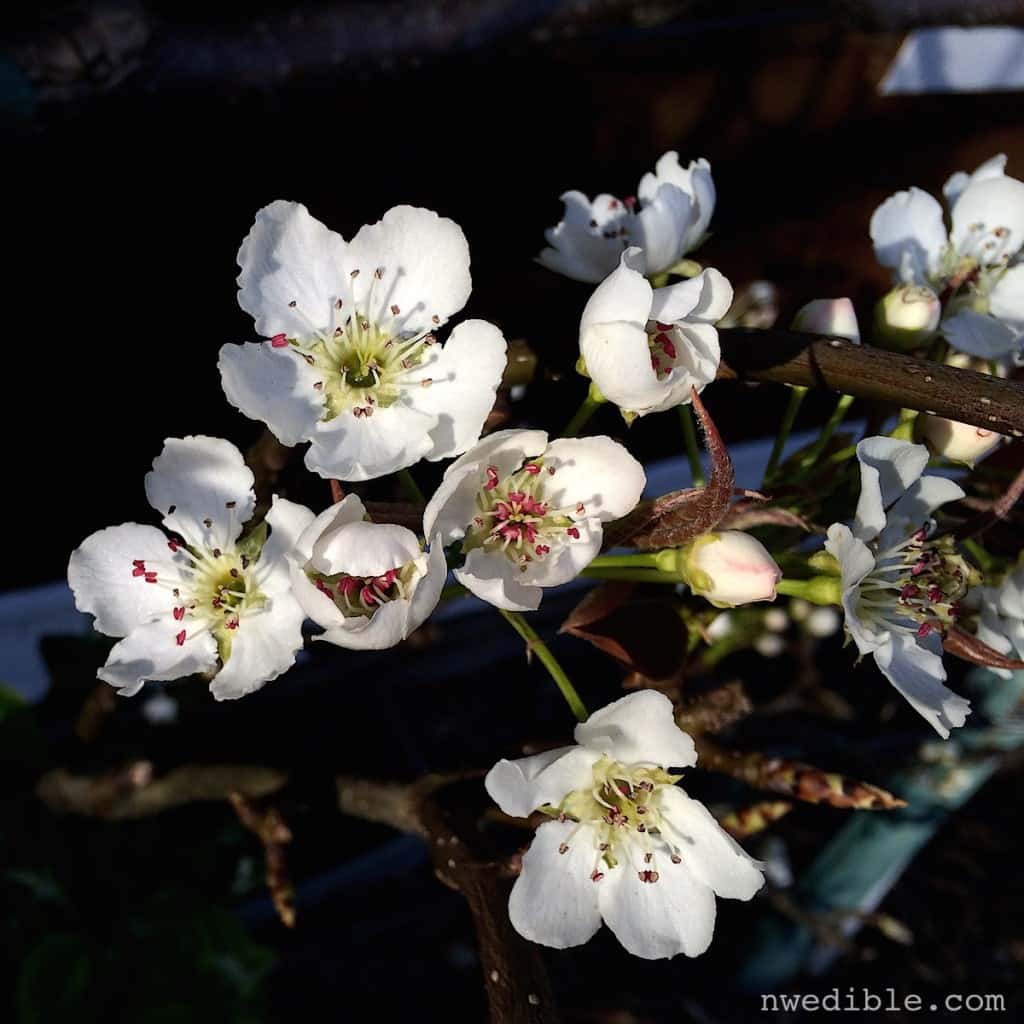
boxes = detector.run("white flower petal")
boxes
[574,690,697,769]
[579,247,652,333]
[210,595,305,700]
[520,519,602,590]
[218,342,324,447]
[944,153,1006,206]
[977,600,1014,681]
[508,821,604,949]
[485,746,599,818]
[873,632,970,738]
[258,496,316,593]
[884,475,965,536]
[237,200,348,338]
[989,264,1024,327]
[637,153,716,252]
[542,437,646,522]
[869,187,946,283]
[289,559,347,632]
[98,619,218,697]
[145,436,256,550]
[942,309,1020,359]
[538,191,634,284]
[998,563,1024,620]
[951,175,1024,257]
[342,205,471,335]
[423,430,548,543]
[597,849,716,959]
[411,319,507,462]
[311,520,422,578]
[657,787,765,900]
[455,549,542,611]
[68,524,178,637]
[634,183,695,274]
[853,437,929,541]
[580,319,664,412]
[295,495,367,563]
[650,267,732,326]
[304,400,436,482]
[318,599,410,651]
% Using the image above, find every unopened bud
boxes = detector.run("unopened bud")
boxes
[792,298,860,343]
[872,285,941,351]
[915,414,1002,466]
[672,531,782,608]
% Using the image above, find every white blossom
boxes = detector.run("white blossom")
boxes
[288,495,445,650]
[824,437,974,737]
[870,154,1024,359]
[219,202,507,481]
[792,297,861,342]
[423,430,645,611]
[68,437,312,700]
[683,531,781,607]
[579,247,732,417]
[974,560,1024,680]
[485,690,764,960]
[539,152,715,283]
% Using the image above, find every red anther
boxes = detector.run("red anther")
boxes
[226,618,239,630]
[928,586,943,603]
[167,539,180,552]
[949,602,961,620]
[360,585,378,606]
[916,621,934,639]
[651,356,661,370]
[338,576,359,596]
[507,491,527,505]
[523,463,541,475]
[535,544,550,556]
[590,871,604,883]
[558,843,569,855]
[175,630,186,647]
[899,584,920,602]
[670,854,682,864]
[567,527,580,539]
[624,195,637,209]
[144,572,158,583]
[548,466,556,475]
[609,198,620,209]
[660,336,677,359]
[173,607,185,621]
[270,334,289,348]
[132,567,146,577]
[911,559,930,577]
[132,559,146,568]
[575,503,586,515]
[655,321,673,331]
[484,466,500,491]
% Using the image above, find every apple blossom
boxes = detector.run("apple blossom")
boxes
[538,152,715,283]
[219,201,507,481]
[870,153,1024,358]
[792,297,861,342]
[423,429,645,611]
[824,437,976,737]
[579,247,733,417]
[67,437,313,700]
[485,690,764,960]
[288,495,445,650]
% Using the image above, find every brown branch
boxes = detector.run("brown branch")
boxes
[959,459,1024,540]
[718,329,1024,437]
[229,792,296,928]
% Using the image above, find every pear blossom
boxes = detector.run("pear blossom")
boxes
[423,429,645,611]
[974,559,1024,680]
[870,153,1024,359]
[539,152,715,283]
[288,494,445,650]
[219,201,507,481]
[485,690,764,959]
[683,531,782,607]
[792,297,861,342]
[824,437,975,737]
[68,437,313,700]
[579,247,733,417]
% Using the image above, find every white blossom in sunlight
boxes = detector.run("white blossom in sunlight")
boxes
[485,690,764,960]
[870,153,1024,359]
[824,437,976,737]
[683,531,782,608]
[579,247,732,417]
[288,495,445,650]
[423,429,645,611]
[219,201,507,481]
[68,437,312,700]
[539,152,715,282]
[974,559,1024,681]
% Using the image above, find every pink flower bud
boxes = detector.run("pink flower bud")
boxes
[792,298,860,343]
[686,531,782,607]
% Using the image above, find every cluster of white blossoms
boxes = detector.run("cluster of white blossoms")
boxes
[871,153,1024,360]
[66,145,1018,969]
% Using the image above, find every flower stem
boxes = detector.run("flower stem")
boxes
[799,393,855,471]
[763,385,807,484]
[398,469,426,506]
[588,552,664,570]
[775,575,842,605]
[889,407,918,441]
[581,566,681,585]
[562,385,606,438]
[680,405,705,487]
[498,609,589,722]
